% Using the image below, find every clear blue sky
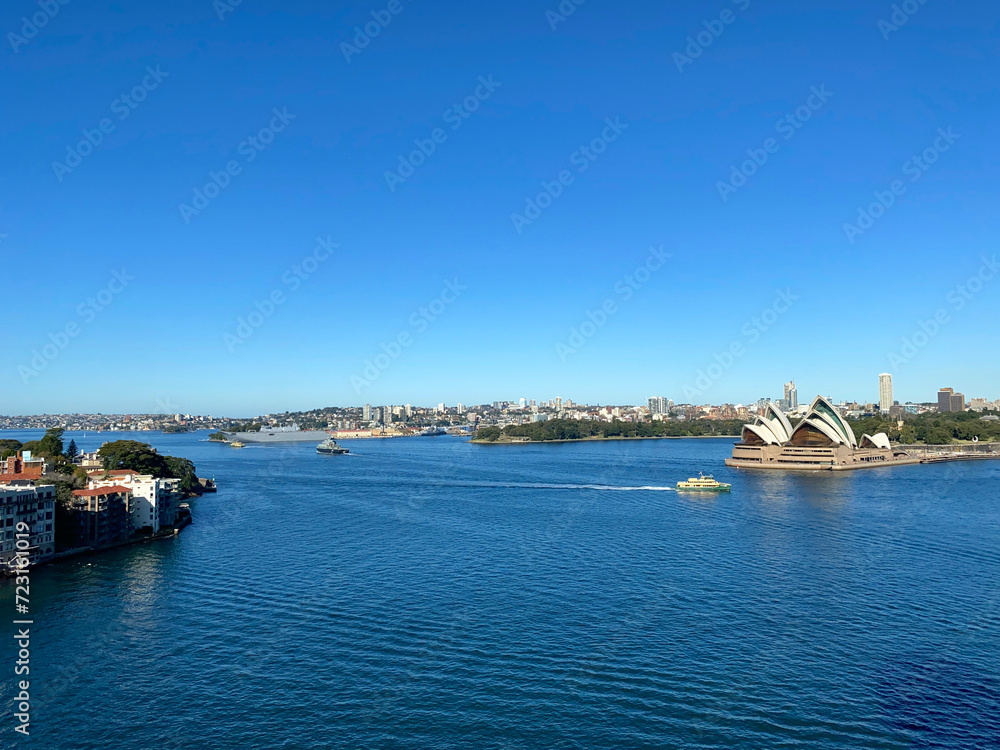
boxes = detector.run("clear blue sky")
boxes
[2,0,998,416]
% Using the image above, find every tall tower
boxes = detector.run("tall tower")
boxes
[783,380,798,411]
[363,404,371,422]
[647,396,667,415]
[938,388,954,413]
[879,373,893,413]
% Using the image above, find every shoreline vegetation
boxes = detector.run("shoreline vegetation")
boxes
[472,419,745,444]
[473,410,1000,445]
[472,434,740,444]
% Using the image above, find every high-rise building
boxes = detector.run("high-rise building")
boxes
[1,482,56,570]
[878,373,893,413]
[938,388,952,412]
[437,403,445,413]
[938,388,965,413]
[555,397,562,411]
[519,397,526,408]
[783,380,798,411]
[647,396,668,415]
[383,406,392,425]
[456,403,464,413]
[363,404,371,422]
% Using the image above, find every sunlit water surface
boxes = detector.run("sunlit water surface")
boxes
[2,431,998,749]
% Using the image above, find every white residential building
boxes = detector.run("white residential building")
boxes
[879,373,893,413]
[89,471,181,534]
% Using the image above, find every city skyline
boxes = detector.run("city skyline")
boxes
[3,376,997,420]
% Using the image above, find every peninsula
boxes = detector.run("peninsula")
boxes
[1,429,208,574]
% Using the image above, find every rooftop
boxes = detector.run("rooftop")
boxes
[72,485,133,497]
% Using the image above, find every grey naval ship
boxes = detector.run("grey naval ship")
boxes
[223,423,331,443]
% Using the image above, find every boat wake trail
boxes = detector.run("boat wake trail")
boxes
[437,481,676,492]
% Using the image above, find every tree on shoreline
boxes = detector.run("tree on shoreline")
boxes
[98,440,201,492]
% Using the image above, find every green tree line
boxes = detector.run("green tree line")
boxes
[97,440,201,492]
[474,419,744,442]
[846,411,1000,445]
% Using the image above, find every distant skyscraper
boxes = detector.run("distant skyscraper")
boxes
[437,403,445,413]
[519,397,526,408]
[457,402,465,413]
[879,374,893,413]
[555,397,562,411]
[938,388,952,412]
[383,406,392,425]
[783,380,798,410]
[647,396,668,415]
[363,404,371,422]
[938,388,964,413]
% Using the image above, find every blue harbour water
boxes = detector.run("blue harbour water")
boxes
[2,431,999,749]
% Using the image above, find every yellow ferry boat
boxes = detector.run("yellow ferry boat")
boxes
[676,473,731,491]
[230,441,245,448]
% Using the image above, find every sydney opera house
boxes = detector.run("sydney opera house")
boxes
[726,396,916,470]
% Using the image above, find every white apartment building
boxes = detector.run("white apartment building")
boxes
[879,373,893,413]
[89,471,180,534]
[0,482,56,570]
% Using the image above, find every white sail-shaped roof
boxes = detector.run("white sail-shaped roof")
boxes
[789,416,847,446]
[743,422,782,445]
[860,433,891,450]
[763,402,793,442]
[808,396,857,448]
